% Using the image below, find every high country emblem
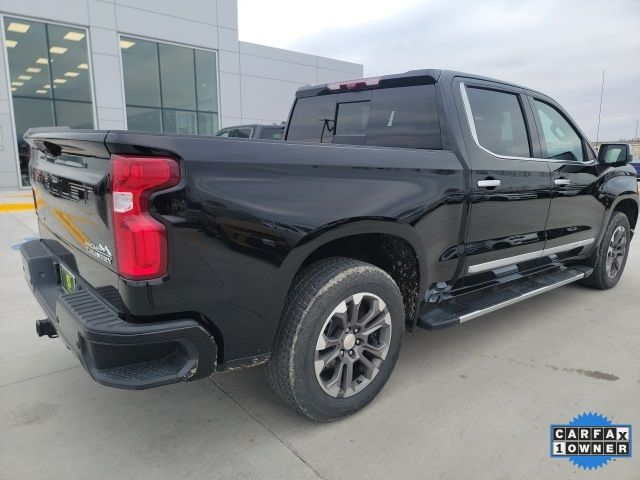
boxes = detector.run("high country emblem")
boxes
[85,241,113,264]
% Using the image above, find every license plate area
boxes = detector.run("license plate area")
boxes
[59,264,77,294]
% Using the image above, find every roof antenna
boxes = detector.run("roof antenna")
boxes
[596,69,605,143]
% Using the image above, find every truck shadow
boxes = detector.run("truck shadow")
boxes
[6,279,633,479]
[209,282,593,426]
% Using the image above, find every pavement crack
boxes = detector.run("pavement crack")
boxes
[0,365,80,388]
[210,379,328,480]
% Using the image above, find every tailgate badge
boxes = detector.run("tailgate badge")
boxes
[85,241,113,264]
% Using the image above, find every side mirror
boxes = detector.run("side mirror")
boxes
[597,143,633,166]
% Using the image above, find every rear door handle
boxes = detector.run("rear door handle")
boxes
[554,178,571,186]
[477,179,501,188]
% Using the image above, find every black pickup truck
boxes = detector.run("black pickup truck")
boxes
[21,69,639,421]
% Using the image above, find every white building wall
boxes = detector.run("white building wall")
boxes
[0,24,16,189]
[236,42,362,125]
[0,0,362,188]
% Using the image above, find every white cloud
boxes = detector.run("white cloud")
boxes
[238,0,422,46]
[238,0,640,140]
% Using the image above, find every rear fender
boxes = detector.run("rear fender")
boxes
[263,218,427,339]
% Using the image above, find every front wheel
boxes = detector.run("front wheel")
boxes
[265,258,405,421]
[580,212,631,289]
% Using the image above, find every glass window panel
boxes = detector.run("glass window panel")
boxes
[467,87,530,158]
[197,112,217,136]
[229,128,253,138]
[286,95,337,142]
[216,128,253,138]
[121,38,218,137]
[54,101,93,129]
[3,17,52,99]
[195,50,217,112]
[533,100,584,162]
[47,24,91,102]
[366,85,442,149]
[12,97,55,186]
[259,127,284,140]
[4,17,95,187]
[121,37,161,108]
[163,109,197,134]
[12,97,54,138]
[159,43,196,110]
[335,102,370,136]
[126,106,162,132]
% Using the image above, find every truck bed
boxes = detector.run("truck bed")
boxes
[25,129,465,367]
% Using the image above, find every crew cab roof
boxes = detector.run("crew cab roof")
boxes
[295,68,541,98]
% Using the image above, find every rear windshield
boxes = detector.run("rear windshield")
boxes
[286,85,442,149]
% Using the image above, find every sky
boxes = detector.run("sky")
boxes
[238,0,640,141]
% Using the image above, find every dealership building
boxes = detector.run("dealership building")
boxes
[0,1,363,189]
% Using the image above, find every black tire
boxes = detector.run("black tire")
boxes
[580,212,631,289]
[265,257,404,421]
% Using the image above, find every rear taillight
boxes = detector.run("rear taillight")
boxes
[110,155,180,280]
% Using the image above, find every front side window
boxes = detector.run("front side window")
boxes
[216,128,253,138]
[466,87,530,158]
[3,17,94,186]
[533,100,584,162]
[121,36,218,135]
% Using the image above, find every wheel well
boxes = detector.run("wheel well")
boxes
[614,199,638,233]
[302,233,420,325]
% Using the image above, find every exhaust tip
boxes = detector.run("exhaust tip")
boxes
[36,319,58,338]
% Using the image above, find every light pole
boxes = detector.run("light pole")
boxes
[633,117,639,140]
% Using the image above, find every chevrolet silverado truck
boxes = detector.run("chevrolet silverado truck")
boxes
[21,70,639,421]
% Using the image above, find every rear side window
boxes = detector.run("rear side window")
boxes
[287,85,442,149]
[466,87,530,158]
[217,128,253,138]
[259,127,284,140]
[366,85,441,149]
[533,100,584,162]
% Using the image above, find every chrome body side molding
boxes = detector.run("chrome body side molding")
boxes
[467,238,594,274]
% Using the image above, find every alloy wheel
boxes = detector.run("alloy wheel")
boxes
[605,225,627,278]
[314,292,392,398]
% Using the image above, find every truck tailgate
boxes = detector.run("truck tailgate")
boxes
[27,130,117,273]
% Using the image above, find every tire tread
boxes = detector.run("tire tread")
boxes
[265,257,402,421]
[580,212,630,289]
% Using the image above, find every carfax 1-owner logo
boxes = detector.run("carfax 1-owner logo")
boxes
[550,412,632,470]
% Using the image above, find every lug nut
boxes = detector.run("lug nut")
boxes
[340,349,344,355]
[354,328,359,333]
[349,350,354,356]
[356,339,362,345]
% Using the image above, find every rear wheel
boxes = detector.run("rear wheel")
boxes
[265,258,404,421]
[580,212,631,289]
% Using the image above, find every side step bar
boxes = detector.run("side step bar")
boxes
[418,266,592,330]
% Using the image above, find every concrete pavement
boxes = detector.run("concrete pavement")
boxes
[1,207,639,479]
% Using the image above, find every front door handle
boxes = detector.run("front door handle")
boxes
[554,178,571,186]
[477,179,501,188]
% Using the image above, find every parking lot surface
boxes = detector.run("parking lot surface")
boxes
[1,206,639,479]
